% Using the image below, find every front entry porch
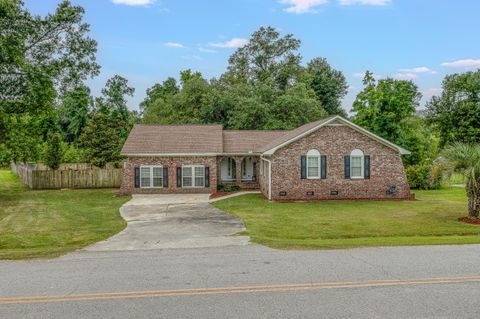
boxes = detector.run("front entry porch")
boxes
[218,156,259,189]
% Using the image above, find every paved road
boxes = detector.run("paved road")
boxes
[1,244,480,318]
[86,194,249,251]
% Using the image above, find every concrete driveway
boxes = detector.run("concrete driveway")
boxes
[86,194,249,251]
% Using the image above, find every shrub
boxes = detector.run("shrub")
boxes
[62,143,85,163]
[406,161,445,189]
[45,132,63,170]
[217,184,241,192]
[0,144,12,167]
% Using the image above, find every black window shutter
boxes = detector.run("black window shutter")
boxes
[300,156,306,179]
[176,167,182,187]
[205,167,210,187]
[364,155,371,179]
[163,166,168,187]
[321,155,327,179]
[344,156,351,179]
[134,167,140,188]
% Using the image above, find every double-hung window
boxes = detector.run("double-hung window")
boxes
[182,165,205,187]
[350,149,364,179]
[140,165,163,188]
[306,149,321,179]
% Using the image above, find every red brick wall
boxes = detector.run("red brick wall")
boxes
[258,158,270,198]
[269,125,412,201]
[119,156,217,194]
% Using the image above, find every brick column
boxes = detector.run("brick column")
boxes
[235,157,242,184]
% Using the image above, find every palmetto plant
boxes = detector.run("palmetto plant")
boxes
[444,143,480,218]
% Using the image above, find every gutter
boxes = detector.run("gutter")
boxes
[260,155,272,201]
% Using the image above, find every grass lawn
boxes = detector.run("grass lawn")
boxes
[212,188,480,249]
[0,170,130,259]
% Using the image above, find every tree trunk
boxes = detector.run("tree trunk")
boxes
[467,187,479,218]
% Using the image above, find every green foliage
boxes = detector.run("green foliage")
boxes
[225,26,302,88]
[79,112,124,168]
[351,71,422,147]
[306,57,348,116]
[141,27,338,130]
[140,77,178,112]
[0,143,12,167]
[426,70,480,146]
[402,115,440,166]
[0,0,99,166]
[406,161,445,190]
[4,114,43,163]
[217,184,241,192]
[58,85,91,143]
[444,143,480,217]
[45,132,63,169]
[0,0,99,112]
[61,143,85,163]
[93,75,137,140]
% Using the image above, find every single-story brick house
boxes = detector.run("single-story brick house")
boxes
[119,115,413,201]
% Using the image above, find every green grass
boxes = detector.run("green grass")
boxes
[212,188,480,249]
[0,170,130,259]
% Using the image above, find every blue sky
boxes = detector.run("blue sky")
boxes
[25,0,480,113]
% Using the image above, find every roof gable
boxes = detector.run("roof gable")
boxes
[262,116,410,155]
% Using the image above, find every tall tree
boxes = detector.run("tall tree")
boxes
[0,0,99,112]
[351,71,422,146]
[45,131,62,169]
[306,57,348,116]
[79,112,124,168]
[224,26,302,88]
[139,77,178,113]
[94,75,134,123]
[58,85,90,143]
[0,0,99,162]
[426,70,480,146]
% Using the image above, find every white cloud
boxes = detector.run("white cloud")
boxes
[338,0,391,5]
[441,59,480,68]
[398,66,436,74]
[164,42,185,48]
[199,47,216,53]
[393,72,418,80]
[279,0,328,14]
[210,38,248,48]
[111,0,156,6]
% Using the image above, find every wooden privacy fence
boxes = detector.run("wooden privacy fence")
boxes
[11,163,124,189]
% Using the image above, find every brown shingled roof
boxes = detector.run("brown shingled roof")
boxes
[121,124,223,155]
[121,115,410,156]
[222,130,286,153]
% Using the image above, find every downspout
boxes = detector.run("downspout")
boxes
[260,155,272,201]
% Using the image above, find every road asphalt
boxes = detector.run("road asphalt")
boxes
[1,244,480,318]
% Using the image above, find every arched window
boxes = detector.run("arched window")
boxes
[350,149,364,178]
[306,149,321,179]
